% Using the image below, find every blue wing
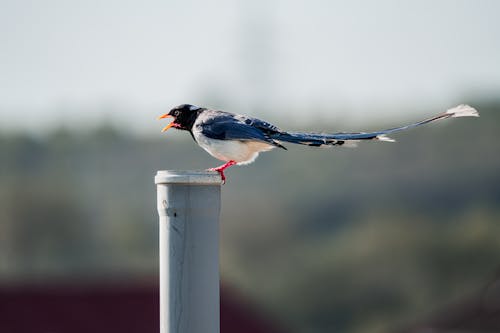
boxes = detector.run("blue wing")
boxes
[196,112,286,148]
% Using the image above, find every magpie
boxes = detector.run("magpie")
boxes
[158,104,479,183]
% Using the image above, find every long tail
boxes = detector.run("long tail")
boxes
[274,104,479,147]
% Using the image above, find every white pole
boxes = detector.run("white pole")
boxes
[155,170,222,333]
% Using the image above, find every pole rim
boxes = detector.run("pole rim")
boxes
[155,170,222,185]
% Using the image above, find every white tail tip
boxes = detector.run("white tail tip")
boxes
[376,134,396,142]
[446,104,479,118]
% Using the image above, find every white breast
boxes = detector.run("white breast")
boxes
[193,132,275,165]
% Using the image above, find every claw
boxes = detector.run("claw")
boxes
[208,167,227,184]
[207,160,236,185]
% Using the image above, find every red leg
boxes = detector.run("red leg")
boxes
[207,160,237,184]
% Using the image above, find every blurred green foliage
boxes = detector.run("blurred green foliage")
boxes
[0,101,499,333]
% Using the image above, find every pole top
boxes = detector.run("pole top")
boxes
[155,170,222,185]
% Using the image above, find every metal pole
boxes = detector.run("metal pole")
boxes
[155,170,222,333]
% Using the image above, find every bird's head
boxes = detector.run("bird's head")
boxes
[158,104,202,132]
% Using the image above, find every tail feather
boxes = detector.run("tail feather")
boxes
[274,104,478,147]
[445,104,479,118]
[376,134,396,142]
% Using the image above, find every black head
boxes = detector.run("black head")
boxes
[158,104,203,132]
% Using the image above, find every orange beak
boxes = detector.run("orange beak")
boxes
[158,113,175,132]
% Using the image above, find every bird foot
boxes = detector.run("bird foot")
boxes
[207,167,227,184]
[207,160,236,184]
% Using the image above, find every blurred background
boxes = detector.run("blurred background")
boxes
[1,0,500,332]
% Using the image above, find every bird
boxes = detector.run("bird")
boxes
[158,104,479,183]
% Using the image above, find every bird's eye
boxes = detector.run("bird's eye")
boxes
[174,111,180,117]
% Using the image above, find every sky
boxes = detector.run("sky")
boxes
[1,0,499,133]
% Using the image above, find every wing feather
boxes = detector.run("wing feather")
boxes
[195,111,285,148]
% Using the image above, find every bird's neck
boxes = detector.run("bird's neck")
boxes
[184,108,205,131]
